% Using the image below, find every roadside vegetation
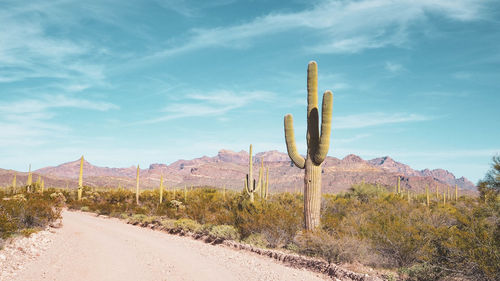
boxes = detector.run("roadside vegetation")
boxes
[0,186,65,248]
[61,181,499,281]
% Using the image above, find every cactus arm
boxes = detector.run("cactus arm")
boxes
[244,175,251,195]
[313,91,333,164]
[284,114,305,169]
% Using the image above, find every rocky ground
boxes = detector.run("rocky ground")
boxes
[0,227,58,281]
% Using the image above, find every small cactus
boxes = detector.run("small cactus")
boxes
[244,144,263,202]
[159,174,164,204]
[12,173,16,194]
[426,185,430,207]
[27,164,32,192]
[78,156,84,201]
[397,176,401,194]
[136,165,140,204]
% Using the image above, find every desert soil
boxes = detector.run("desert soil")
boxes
[6,211,328,281]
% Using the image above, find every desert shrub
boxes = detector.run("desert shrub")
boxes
[0,191,63,239]
[294,230,370,264]
[209,225,239,240]
[128,214,148,225]
[242,233,269,248]
[174,218,201,233]
[80,206,90,212]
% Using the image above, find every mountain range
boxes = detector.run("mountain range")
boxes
[0,150,476,194]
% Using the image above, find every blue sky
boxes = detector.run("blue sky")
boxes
[0,0,499,183]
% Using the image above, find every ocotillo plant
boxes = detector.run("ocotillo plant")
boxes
[284,61,333,230]
[136,165,140,204]
[78,156,84,201]
[159,174,164,204]
[244,144,262,202]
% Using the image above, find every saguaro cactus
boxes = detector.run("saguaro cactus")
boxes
[78,156,84,201]
[136,165,140,204]
[27,164,32,192]
[397,176,401,194]
[284,61,333,230]
[159,174,164,204]
[455,184,458,201]
[426,185,430,207]
[12,173,16,194]
[244,144,262,202]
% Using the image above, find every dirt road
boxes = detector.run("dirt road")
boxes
[11,211,327,281]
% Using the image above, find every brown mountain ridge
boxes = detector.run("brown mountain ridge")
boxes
[0,150,476,194]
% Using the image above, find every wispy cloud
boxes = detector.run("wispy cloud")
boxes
[385,62,404,73]
[138,90,274,124]
[145,0,485,59]
[334,112,432,129]
[0,94,118,146]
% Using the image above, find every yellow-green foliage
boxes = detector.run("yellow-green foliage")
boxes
[0,190,64,239]
[64,184,499,281]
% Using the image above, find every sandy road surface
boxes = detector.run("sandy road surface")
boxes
[11,211,327,281]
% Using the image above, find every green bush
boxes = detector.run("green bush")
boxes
[209,225,239,240]
[242,233,269,248]
[174,218,201,233]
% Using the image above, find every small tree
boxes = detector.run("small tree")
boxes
[478,155,500,201]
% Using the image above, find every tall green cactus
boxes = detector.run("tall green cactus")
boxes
[244,144,263,202]
[78,156,84,201]
[284,61,333,230]
[159,174,164,204]
[136,165,140,204]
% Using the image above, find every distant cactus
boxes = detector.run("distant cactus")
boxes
[12,173,16,194]
[455,184,458,201]
[78,156,84,201]
[136,165,140,204]
[262,167,269,200]
[426,185,430,207]
[184,185,187,201]
[41,180,45,193]
[27,164,32,192]
[436,185,439,200]
[159,174,164,204]
[397,176,401,194]
[443,192,446,205]
[284,61,333,230]
[222,185,226,201]
[244,144,263,202]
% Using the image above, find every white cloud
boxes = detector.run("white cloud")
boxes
[334,112,432,129]
[145,0,485,58]
[385,62,404,73]
[0,94,118,146]
[138,90,273,124]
